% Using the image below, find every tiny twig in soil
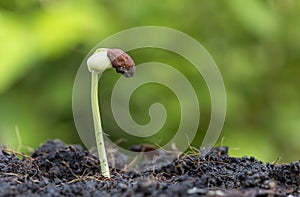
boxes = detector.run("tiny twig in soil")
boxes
[2,148,33,161]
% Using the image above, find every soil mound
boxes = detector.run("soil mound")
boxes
[0,140,299,196]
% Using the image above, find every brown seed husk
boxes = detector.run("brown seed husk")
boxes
[107,49,136,77]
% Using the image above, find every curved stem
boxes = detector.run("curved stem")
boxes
[91,72,110,178]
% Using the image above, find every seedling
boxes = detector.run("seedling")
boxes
[87,48,136,178]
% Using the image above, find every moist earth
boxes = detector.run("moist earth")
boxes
[0,140,299,197]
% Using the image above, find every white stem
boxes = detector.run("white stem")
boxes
[91,72,110,178]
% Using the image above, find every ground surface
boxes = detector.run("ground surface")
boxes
[0,140,299,197]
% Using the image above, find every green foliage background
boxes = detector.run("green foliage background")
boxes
[0,0,299,162]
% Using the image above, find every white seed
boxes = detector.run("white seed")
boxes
[87,49,112,73]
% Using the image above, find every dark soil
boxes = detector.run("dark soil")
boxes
[0,140,299,197]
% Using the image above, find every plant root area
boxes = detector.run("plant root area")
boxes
[0,140,299,197]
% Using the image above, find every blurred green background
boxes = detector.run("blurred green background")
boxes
[0,0,299,162]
